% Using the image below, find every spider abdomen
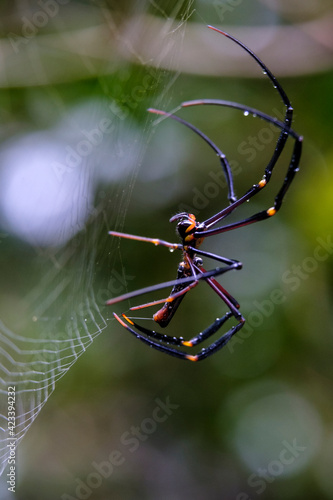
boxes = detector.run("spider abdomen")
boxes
[153,262,192,328]
[153,293,186,328]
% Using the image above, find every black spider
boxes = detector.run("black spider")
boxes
[107,26,303,362]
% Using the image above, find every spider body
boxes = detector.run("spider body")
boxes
[171,212,205,244]
[154,213,206,327]
[152,260,194,328]
[107,26,303,361]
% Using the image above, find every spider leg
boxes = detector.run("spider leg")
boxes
[182,99,300,211]
[184,248,242,309]
[150,256,199,327]
[149,104,298,229]
[113,255,244,361]
[195,134,302,237]
[109,230,182,251]
[184,314,245,361]
[112,252,239,316]
[181,100,298,138]
[129,280,199,311]
[108,227,242,307]
[148,108,236,203]
[193,262,241,313]
[193,27,303,231]
[191,245,242,267]
[108,27,303,362]
[208,27,292,111]
[149,27,302,236]
[189,309,246,360]
[106,266,231,306]
[114,310,244,362]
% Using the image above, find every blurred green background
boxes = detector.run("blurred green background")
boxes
[0,1,333,499]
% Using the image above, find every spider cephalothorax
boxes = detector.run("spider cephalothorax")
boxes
[107,26,302,362]
[170,212,206,246]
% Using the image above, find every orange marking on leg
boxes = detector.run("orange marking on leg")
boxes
[185,354,199,362]
[121,313,134,326]
[130,288,186,312]
[113,312,132,328]
[267,207,276,216]
[130,298,169,310]
[258,179,266,188]
[182,340,194,347]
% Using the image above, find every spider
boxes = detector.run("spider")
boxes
[107,26,303,362]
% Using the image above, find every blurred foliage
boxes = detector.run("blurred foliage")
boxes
[0,1,333,499]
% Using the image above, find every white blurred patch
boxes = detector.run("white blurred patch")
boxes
[0,100,141,247]
[0,132,93,247]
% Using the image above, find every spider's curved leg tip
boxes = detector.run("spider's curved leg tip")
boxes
[121,313,135,325]
[148,108,164,116]
[113,312,134,328]
[207,25,228,36]
[185,354,199,362]
[113,312,125,326]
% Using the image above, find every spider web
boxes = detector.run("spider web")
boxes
[0,1,194,480]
